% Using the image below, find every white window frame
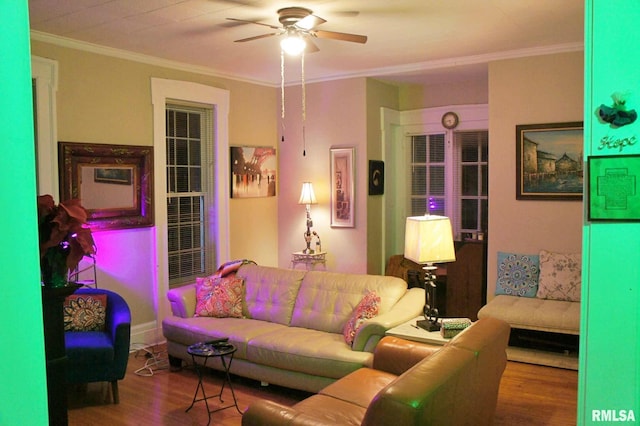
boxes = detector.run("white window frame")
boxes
[381,104,488,256]
[31,56,59,197]
[151,78,230,321]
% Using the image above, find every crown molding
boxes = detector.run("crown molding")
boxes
[31,30,583,88]
[30,30,275,87]
[304,42,585,84]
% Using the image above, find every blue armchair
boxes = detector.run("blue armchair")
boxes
[64,288,131,403]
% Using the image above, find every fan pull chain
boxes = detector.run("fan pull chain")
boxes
[302,50,306,156]
[280,49,285,142]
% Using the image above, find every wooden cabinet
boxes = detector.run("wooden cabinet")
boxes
[386,240,486,321]
[445,241,487,321]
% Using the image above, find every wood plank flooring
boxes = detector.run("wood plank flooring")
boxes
[67,345,578,425]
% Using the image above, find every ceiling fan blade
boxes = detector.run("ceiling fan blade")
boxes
[234,33,279,43]
[296,14,326,30]
[304,37,320,53]
[226,17,280,30]
[314,30,367,44]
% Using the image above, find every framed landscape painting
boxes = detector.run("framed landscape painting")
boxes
[516,121,584,200]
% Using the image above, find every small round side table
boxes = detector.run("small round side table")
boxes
[186,341,242,425]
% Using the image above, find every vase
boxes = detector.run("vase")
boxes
[41,247,70,288]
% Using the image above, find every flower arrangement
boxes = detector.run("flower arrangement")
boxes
[37,195,96,287]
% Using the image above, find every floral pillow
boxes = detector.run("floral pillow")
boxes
[63,294,107,332]
[194,275,244,318]
[343,291,381,346]
[536,250,582,302]
[495,252,540,297]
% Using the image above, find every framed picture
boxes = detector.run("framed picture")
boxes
[59,142,154,231]
[588,154,640,221]
[330,147,355,227]
[369,160,384,195]
[94,168,133,185]
[230,146,277,198]
[516,121,584,200]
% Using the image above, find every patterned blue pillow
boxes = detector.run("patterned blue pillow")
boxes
[495,252,540,297]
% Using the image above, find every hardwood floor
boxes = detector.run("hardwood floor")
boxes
[67,345,577,425]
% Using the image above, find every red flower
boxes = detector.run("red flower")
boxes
[38,195,96,279]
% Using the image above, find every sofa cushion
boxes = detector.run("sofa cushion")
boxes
[477,294,580,334]
[319,367,396,408]
[290,271,407,333]
[245,326,373,379]
[495,251,540,297]
[63,294,107,331]
[194,275,244,318]
[237,264,306,325]
[162,316,288,359]
[293,394,367,425]
[343,291,381,346]
[536,250,582,302]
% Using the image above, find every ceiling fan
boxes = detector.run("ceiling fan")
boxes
[227,7,367,53]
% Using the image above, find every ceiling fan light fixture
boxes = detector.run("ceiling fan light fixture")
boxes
[281,33,306,55]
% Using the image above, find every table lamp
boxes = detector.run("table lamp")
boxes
[404,214,456,331]
[298,182,317,254]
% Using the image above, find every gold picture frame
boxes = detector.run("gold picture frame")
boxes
[59,141,154,230]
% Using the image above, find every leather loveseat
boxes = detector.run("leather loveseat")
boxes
[162,264,424,392]
[242,317,511,426]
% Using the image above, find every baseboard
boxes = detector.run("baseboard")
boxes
[129,321,165,352]
[507,346,579,370]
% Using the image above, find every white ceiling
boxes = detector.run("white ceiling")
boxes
[28,0,584,87]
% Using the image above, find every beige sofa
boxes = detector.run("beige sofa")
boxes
[162,264,424,392]
[477,294,580,335]
[242,317,511,426]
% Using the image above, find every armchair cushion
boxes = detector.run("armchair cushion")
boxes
[65,331,115,364]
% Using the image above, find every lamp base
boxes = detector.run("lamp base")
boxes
[416,318,440,332]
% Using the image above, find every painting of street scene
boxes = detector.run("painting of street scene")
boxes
[230,146,277,198]
[516,122,583,200]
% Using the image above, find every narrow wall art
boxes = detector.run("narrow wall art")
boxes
[330,147,355,227]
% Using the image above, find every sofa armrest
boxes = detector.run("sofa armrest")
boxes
[167,284,197,318]
[352,287,425,351]
[242,399,301,426]
[372,336,440,375]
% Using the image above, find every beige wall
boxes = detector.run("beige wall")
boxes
[399,77,489,110]
[487,51,584,298]
[31,40,279,336]
[366,79,400,274]
[277,78,369,273]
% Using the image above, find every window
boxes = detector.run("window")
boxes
[410,134,446,216]
[410,130,488,239]
[456,131,488,235]
[166,105,214,286]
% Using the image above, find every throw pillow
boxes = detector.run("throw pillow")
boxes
[343,291,381,346]
[194,275,244,318]
[63,294,107,332]
[536,250,582,302]
[495,252,540,297]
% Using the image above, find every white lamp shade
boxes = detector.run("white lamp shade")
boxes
[404,215,456,264]
[298,182,317,205]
